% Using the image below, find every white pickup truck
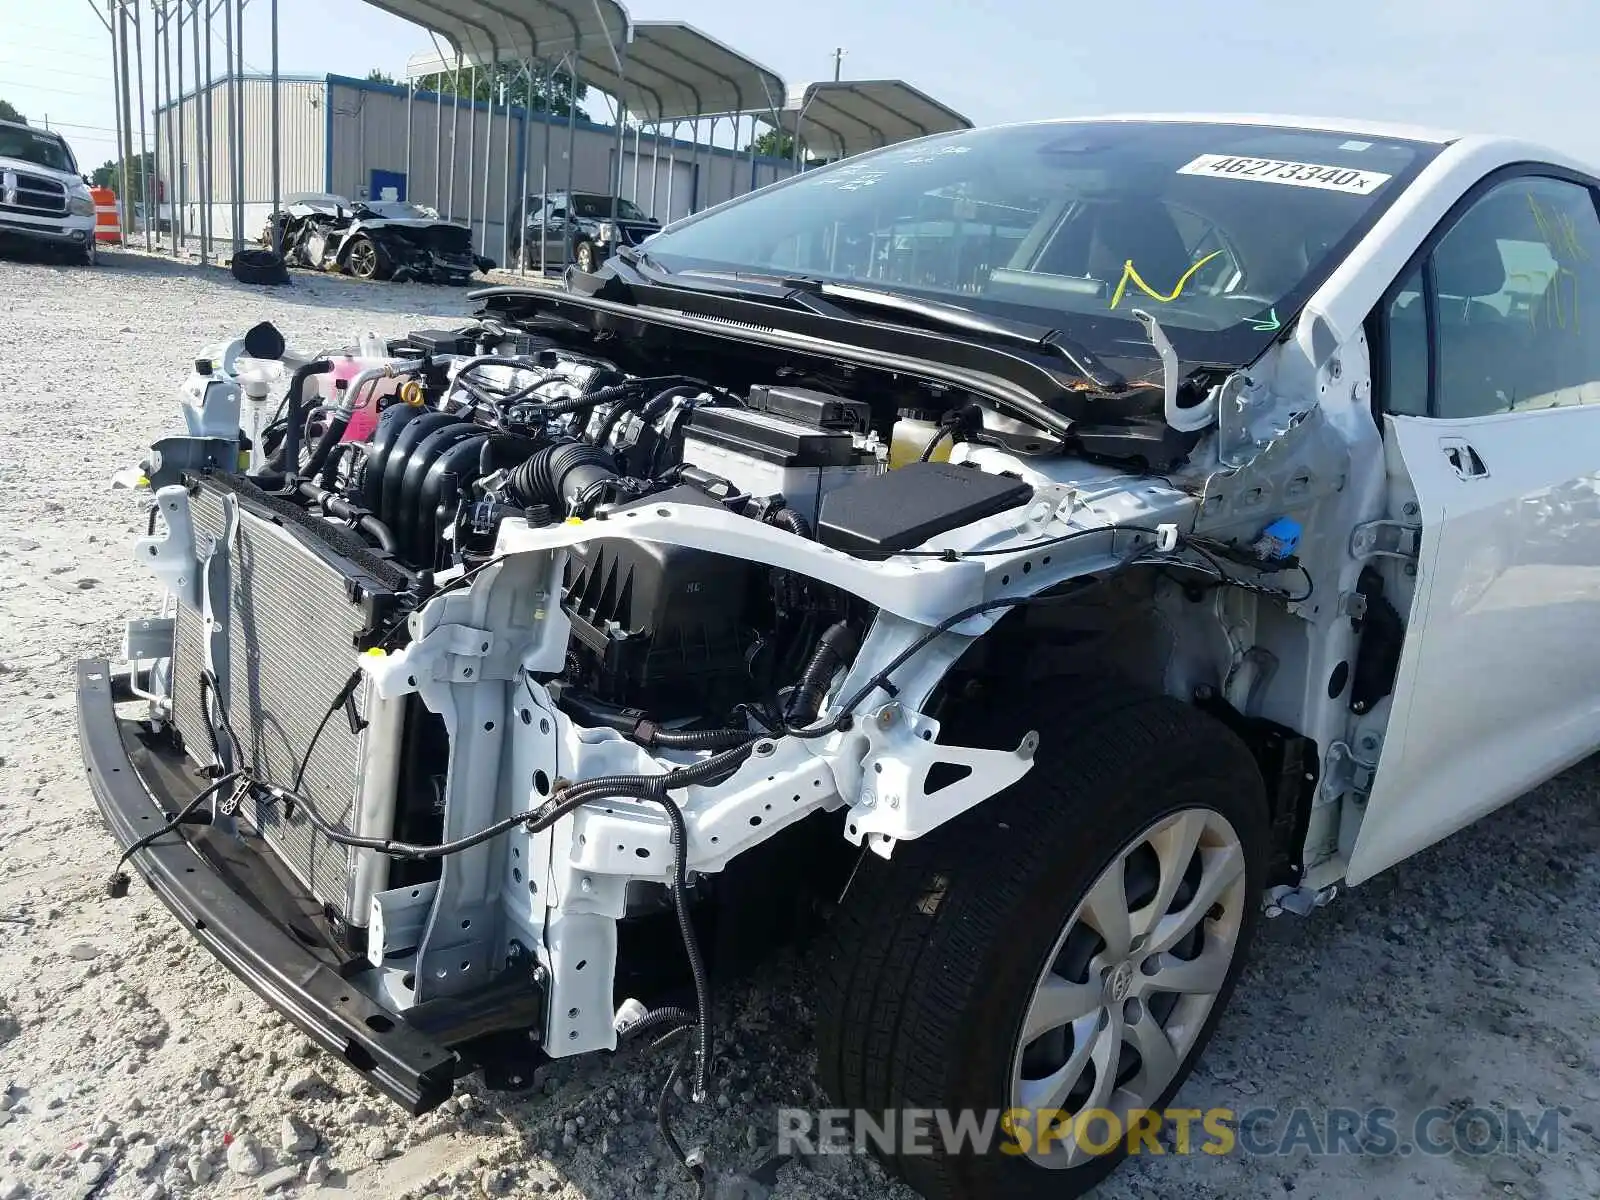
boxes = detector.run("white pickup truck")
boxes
[0,119,97,265]
[80,113,1600,1199]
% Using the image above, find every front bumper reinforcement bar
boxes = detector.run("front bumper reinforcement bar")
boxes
[75,659,457,1114]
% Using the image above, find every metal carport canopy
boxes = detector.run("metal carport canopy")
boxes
[371,0,629,67]
[778,80,973,157]
[405,20,785,122]
[572,21,785,121]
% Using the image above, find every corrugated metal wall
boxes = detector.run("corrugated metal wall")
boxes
[157,78,323,244]
[152,73,795,259]
[329,81,525,262]
[328,79,795,265]
[618,154,698,223]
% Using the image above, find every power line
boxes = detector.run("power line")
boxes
[0,58,123,84]
[0,78,106,99]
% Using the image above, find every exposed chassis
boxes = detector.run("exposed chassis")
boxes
[107,464,1202,1059]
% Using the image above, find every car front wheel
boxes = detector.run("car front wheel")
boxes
[574,239,596,273]
[815,686,1270,1199]
[344,234,390,281]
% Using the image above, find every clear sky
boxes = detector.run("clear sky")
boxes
[2,0,1597,173]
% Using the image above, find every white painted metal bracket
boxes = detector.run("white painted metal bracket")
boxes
[846,704,1038,858]
[367,880,439,968]
[134,484,202,609]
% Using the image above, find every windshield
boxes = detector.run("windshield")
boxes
[641,120,1436,364]
[570,193,649,221]
[0,124,76,174]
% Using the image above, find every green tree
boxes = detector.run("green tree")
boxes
[0,98,26,124]
[366,68,396,85]
[92,151,156,201]
[745,129,795,160]
[416,62,588,119]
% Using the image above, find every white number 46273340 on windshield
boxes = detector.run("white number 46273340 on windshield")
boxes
[1177,152,1393,194]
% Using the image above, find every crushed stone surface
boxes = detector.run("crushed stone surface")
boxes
[1,248,1598,1200]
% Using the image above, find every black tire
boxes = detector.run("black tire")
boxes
[230,247,290,285]
[344,234,390,281]
[78,237,97,267]
[574,239,596,273]
[814,686,1270,1200]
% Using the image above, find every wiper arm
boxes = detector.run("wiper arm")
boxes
[807,281,1126,392]
[611,257,1123,391]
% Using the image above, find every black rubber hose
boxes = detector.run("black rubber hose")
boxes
[645,727,756,750]
[295,480,407,559]
[318,439,361,490]
[303,409,350,481]
[619,1006,698,1041]
[785,621,858,725]
[503,440,617,515]
[268,359,332,477]
[770,507,812,539]
[588,378,708,448]
[590,388,650,449]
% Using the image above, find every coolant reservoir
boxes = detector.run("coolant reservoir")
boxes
[322,354,402,442]
[888,407,950,469]
[179,358,242,442]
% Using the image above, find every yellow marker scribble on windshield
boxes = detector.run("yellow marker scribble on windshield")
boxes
[1525,195,1588,332]
[1109,251,1223,310]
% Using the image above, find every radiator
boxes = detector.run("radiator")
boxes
[169,477,410,926]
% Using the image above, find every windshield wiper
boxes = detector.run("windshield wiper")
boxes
[610,252,1123,391]
[785,280,1126,392]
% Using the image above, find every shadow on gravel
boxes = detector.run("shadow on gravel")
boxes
[69,248,525,318]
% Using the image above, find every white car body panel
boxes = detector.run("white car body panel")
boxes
[1287,133,1600,882]
[1348,408,1600,883]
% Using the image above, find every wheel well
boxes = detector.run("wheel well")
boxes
[929,570,1317,888]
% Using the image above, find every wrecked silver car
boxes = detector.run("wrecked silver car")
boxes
[263,192,494,284]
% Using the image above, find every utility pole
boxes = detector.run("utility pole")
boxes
[832,47,846,81]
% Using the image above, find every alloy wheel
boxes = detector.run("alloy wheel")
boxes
[1009,807,1248,1168]
[348,239,377,279]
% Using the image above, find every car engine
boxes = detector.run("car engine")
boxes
[144,317,1060,976]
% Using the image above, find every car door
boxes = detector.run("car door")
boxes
[543,202,570,265]
[1348,170,1600,883]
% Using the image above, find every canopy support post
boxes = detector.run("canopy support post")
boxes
[195,0,209,261]
[175,0,187,253]
[134,0,153,251]
[269,0,280,254]
[448,51,462,221]
[648,119,660,220]
[664,119,677,221]
[465,63,478,249]
[563,61,577,270]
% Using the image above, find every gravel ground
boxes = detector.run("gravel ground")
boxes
[1,247,1599,1200]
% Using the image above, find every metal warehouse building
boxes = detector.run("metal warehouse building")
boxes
[155,71,796,264]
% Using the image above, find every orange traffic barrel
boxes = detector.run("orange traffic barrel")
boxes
[91,187,121,244]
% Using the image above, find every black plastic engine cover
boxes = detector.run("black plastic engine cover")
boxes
[816,460,1035,554]
[564,486,755,715]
